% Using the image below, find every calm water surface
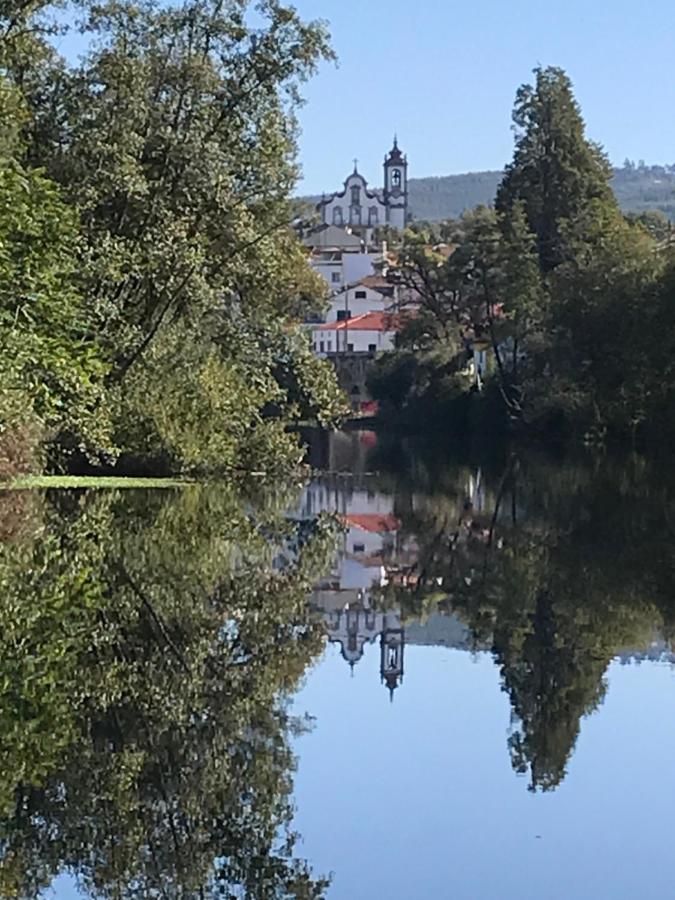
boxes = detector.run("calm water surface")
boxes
[5,431,675,898]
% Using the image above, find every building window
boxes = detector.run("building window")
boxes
[319,341,325,353]
[332,206,343,226]
[351,185,360,206]
[355,290,367,299]
[368,343,377,352]
[368,206,379,225]
[337,309,351,321]
[331,272,341,283]
[391,169,402,189]
[347,343,354,352]
[353,543,365,553]
[350,206,361,225]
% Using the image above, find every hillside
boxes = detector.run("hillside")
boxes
[304,163,675,222]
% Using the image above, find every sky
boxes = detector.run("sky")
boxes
[51,0,675,195]
[289,0,675,193]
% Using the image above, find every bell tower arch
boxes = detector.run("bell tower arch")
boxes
[383,136,408,230]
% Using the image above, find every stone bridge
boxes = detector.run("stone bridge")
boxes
[327,352,375,410]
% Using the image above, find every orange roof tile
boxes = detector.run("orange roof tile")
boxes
[314,312,402,333]
[342,513,401,533]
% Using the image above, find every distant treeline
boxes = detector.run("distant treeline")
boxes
[304,162,675,222]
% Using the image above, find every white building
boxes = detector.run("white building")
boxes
[326,276,395,322]
[309,247,384,294]
[317,138,409,232]
[311,312,399,356]
[303,475,406,697]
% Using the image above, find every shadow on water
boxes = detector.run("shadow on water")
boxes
[3,432,675,894]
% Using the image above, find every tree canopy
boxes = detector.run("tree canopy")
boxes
[0,0,346,479]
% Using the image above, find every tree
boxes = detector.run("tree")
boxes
[0,0,345,475]
[0,77,111,476]
[496,66,616,274]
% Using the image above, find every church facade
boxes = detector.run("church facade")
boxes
[317,138,408,230]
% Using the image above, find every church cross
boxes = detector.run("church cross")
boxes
[352,157,359,173]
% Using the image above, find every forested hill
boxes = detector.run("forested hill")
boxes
[304,163,675,221]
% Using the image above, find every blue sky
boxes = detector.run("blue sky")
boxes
[290,0,674,193]
[51,0,675,194]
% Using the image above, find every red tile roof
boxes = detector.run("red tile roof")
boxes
[314,312,401,332]
[342,513,401,533]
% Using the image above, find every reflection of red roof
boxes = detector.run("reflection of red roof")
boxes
[315,312,401,333]
[342,513,400,533]
[359,429,378,446]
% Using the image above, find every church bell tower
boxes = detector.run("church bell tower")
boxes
[383,136,408,230]
[380,611,404,701]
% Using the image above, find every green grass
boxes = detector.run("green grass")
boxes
[4,475,193,490]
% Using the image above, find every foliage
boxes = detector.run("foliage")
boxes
[373,67,675,445]
[0,0,344,476]
[496,67,616,274]
[0,112,112,475]
[0,481,339,896]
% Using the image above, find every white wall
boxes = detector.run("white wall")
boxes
[388,202,406,229]
[322,173,387,228]
[384,164,407,228]
[326,287,388,322]
[311,326,396,356]
[298,481,395,518]
[309,249,380,299]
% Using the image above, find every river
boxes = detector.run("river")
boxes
[4,429,675,898]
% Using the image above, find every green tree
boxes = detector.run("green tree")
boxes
[496,66,616,274]
[1,0,345,476]
[0,80,111,476]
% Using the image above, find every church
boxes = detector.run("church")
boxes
[316,138,408,230]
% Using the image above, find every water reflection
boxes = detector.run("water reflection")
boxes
[303,431,675,793]
[0,484,336,898]
[2,435,675,896]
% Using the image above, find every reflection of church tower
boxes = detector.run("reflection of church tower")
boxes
[380,614,405,701]
[383,136,408,229]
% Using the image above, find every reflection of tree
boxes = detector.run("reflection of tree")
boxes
[0,485,336,897]
[374,443,672,791]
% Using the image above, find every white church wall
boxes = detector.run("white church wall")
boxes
[321,173,388,229]
[317,141,408,234]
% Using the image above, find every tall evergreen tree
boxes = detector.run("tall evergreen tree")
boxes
[496,66,616,274]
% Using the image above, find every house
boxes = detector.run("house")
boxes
[311,312,401,357]
[308,243,391,295]
[326,277,395,322]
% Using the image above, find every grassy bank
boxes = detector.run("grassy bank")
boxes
[5,476,192,490]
